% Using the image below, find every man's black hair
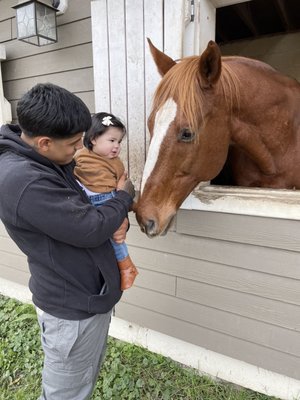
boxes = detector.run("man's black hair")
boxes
[17,83,91,138]
[84,112,126,150]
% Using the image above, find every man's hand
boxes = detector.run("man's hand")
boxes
[113,218,128,244]
[117,172,135,199]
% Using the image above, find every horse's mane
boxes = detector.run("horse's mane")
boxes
[152,56,241,134]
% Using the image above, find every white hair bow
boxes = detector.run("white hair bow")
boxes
[102,116,114,126]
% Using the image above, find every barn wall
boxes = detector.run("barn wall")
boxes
[0,0,94,122]
[117,211,300,381]
[0,0,300,391]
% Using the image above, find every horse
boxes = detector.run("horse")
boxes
[135,38,300,237]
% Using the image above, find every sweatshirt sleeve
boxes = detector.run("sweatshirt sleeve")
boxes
[16,176,133,248]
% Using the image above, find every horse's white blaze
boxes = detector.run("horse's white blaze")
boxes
[141,99,177,194]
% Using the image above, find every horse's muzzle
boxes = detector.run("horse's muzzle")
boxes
[137,213,176,238]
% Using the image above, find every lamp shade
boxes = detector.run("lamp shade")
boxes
[13,0,58,46]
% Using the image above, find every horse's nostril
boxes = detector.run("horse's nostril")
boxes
[145,219,156,235]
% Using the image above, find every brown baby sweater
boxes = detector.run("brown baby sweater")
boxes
[74,148,125,193]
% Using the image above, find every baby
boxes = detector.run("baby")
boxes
[74,112,138,290]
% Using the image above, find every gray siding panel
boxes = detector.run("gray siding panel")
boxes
[57,0,91,24]
[177,210,300,252]
[121,286,300,357]
[0,0,15,21]
[0,19,12,42]
[176,278,300,330]
[75,91,95,114]
[0,234,24,255]
[2,43,93,81]
[130,246,300,305]
[127,222,300,280]
[124,218,300,379]
[0,251,28,272]
[0,223,28,283]
[116,302,300,381]
[3,68,94,101]
[134,268,176,296]
[0,263,29,286]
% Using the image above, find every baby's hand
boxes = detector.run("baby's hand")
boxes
[117,172,128,191]
[117,173,135,199]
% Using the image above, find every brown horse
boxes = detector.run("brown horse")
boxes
[135,39,300,237]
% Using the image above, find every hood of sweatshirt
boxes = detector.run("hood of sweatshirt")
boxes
[0,124,79,183]
[0,124,50,164]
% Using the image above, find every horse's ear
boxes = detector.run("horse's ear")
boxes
[199,41,222,88]
[147,38,176,76]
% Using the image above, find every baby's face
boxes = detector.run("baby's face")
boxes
[92,127,124,159]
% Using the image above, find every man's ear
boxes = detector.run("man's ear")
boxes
[34,137,52,152]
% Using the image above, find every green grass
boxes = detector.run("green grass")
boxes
[0,295,279,400]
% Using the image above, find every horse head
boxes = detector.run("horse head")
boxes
[136,39,300,237]
[136,39,235,237]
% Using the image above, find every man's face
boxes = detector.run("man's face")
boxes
[41,132,84,165]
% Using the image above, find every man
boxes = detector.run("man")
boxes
[0,83,135,399]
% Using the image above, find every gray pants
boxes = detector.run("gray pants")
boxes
[36,308,112,400]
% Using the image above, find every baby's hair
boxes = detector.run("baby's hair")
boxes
[84,112,126,150]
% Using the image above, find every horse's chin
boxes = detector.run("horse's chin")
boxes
[160,214,176,236]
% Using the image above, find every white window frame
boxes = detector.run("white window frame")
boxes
[181,185,300,220]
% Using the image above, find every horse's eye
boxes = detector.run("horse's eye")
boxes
[178,129,195,143]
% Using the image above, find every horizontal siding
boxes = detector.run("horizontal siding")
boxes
[127,219,300,280]
[57,0,91,24]
[130,246,300,305]
[177,210,300,252]
[0,232,24,256]
[0,250,28,272]
[3,68,94,101]
[75,91,95,114]
[0,263,29,286]
[2,43,93,81]
[0,19,11,42]
[176,278,300,330]
[124,215,300,379]
[121,286,300,357]
[126,223,300,330]
[0,222,28,285]
[135,268,176,296]
[0,0,15,21]
[116,302,300,380]
[0,221,7,235]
